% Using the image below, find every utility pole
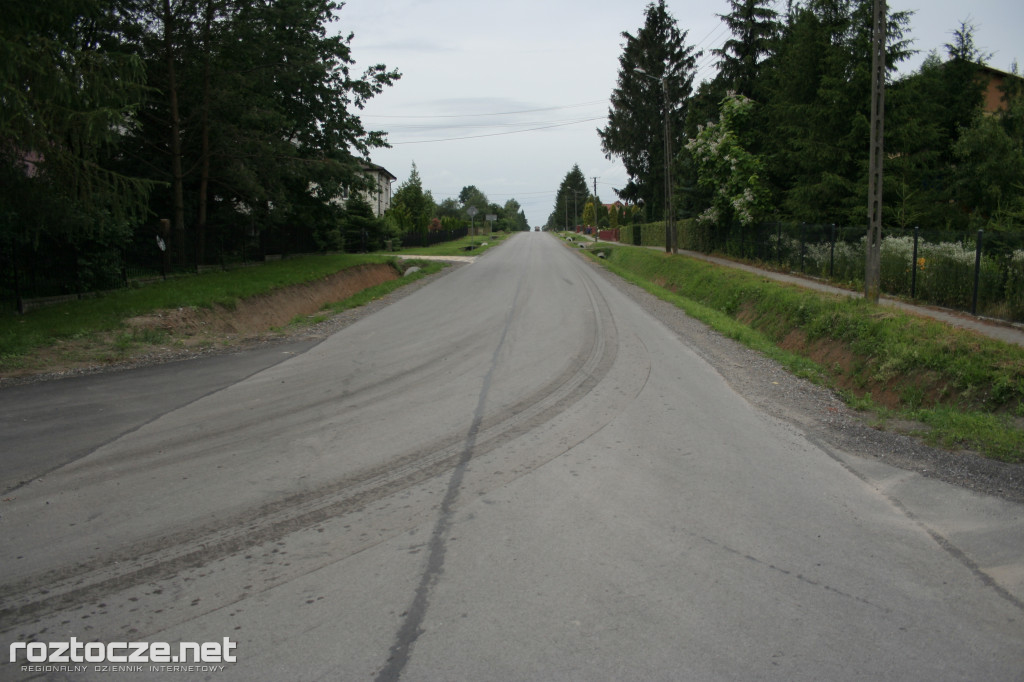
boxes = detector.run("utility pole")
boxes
[865,0,886,303]
[592,176,599,239]
[633,66,675,254]
[662,76,675,255]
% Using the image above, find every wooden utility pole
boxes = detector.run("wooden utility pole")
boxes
[662,77,676,255]
[162,0,186,266]
[865,0,886,302]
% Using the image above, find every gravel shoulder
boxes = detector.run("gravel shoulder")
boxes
[582,253,1024,505]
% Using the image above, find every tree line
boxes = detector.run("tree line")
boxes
[550,0,1023,236]
[388,164,531,239]
[2,0,413,274]
[1,1,533,301]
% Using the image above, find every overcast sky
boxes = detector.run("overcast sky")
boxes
[339,0,1022,226]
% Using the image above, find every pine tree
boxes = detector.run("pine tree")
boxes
[712,0,780,100]
[547,165,590,229]
[343,193,382,252]
[392,163,434,234]
[598,0,700,220]
[762,0,912,223]
[1,0,154,242]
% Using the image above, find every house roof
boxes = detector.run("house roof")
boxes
[361,162,397,181]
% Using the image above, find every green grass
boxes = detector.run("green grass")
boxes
[0,253,397,361]
[586,244,1024,463]
[390,232,507,257]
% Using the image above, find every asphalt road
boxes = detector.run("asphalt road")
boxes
[2,232,1022,681]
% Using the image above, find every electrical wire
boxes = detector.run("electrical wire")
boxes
[375,114,606,131]
[386,116,605,145]
[363,100,608,120]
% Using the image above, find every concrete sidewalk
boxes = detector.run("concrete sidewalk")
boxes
[586,235,1024,348]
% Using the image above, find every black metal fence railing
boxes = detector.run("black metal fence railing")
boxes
[705,222,1024,321]
[619,220,1024,323]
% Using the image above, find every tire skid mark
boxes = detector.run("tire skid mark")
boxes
[0,244,622,630]
[375,244,620,681]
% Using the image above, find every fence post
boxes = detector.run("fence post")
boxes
[799,223,807,273]
[911,226,919,299]
[11,242,25,314]
[777,223,783,266]
[829,224,836,279]
[972,229,983,315]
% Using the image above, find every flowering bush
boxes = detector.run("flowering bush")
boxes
[686,95,770,229]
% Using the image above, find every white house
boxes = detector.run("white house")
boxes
[358,162,396,217]
[314,161,396,217]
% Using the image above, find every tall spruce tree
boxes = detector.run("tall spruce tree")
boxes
[762,0,911,223]
[884,53,950,230]
[1,0,154,243]
[712,0,780,100]
[598,0,700,220]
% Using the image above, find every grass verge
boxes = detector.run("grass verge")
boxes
[585,242,1024,463]
[0,253,426,368]
[391,232,507,257]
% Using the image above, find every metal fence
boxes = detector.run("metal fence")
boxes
[619,220,1024,323]
[707,222,1024,322]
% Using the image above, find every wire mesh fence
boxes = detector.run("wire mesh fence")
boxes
[619,220,1024,323]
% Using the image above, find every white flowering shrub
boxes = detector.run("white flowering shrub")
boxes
[686,95,770,230]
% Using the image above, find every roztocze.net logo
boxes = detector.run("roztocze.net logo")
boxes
[10,637,237,669]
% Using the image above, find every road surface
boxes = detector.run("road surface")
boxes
[2,232,1022,680]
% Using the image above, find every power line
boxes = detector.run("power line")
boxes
[363,100,607,120]
[375,115,606,131]
[387,116,605,145]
